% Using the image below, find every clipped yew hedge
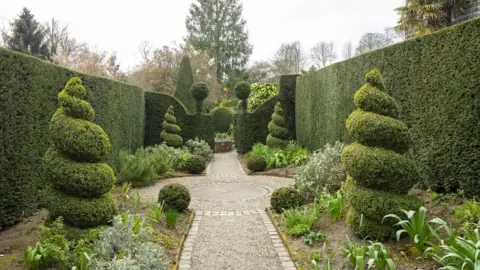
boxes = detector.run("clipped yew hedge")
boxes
[296,18,480,195]
[0,48,145,228]
[234,75,298,154]
[144,91,214,149]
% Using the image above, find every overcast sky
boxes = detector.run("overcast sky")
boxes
[0,0,403,71]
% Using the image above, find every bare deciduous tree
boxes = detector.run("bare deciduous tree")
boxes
[310,41,336,68]
[271,41,306,75]
[355,28,395,55]
[342,41,353,60]
[44,18,69,57]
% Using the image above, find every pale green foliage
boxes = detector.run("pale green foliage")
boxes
[384,206,444,255]
[148,202,165,224]
[294,141,345,199]
[316,188,344,220]
[118,148,157,187]
[342,237,397,270]
[91,214,165,269]
[282,203,321,236]
[247,83,278,112]
[145,146,174,175]
[166,209,179,227]
[215,132,231,139]
[153,143,191,171]
[184,137,213,161]
[247,142,309,169]
[453,200,480,233]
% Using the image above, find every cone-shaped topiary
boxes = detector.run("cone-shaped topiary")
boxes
[174,55,195,113]
[43,77,117,229]
[267,102,289,148]
[161,105,183,148]
[190,82,209,114]
[342,69,420,240]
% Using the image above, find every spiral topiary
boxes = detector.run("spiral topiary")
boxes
[234,81,251,111]
[184,155,206,174]
[342,69,420,239]
[247,156,267,172]
[267,102,289,148]
[211,107,233,133]
[190,82,209,114]
[270,187,305,213]
[43,77,117,229]
[158,184,191,212]
[160,105,183,148]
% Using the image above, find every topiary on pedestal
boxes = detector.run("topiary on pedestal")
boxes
[342,69,420,239]
[161,105,183,148]
[234,81,251,112]
[211,107,233,133]
[190,82,209,114]
[267,102,289,148]
[43,77,117,229]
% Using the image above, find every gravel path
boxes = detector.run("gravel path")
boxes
[137,151,296,270]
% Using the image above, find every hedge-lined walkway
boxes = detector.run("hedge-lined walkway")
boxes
[138,151,296,270]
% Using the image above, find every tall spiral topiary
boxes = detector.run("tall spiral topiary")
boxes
[342,69,420,239]
[161,105,183,148]
[43,77,117,229]
[267,102,289,148]
[190,82,209,114]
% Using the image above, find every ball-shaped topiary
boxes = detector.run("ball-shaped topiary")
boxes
[267,102,289,148]
[342,69,420,240]
[161,105,183,148]
[211,107,233,133]
[185,155,206,174]
[43,77,117,228]
[235,81,251,100]
[158,184,191,212]
[190,82,210,114]
[247,156,267,172]
[270,187,305,213]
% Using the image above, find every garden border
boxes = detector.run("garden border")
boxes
[265,207,298,269]
[172,210,195,270]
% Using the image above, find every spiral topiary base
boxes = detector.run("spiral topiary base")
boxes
[346,208,396,240]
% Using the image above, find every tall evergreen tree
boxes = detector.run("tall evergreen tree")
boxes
[185,0,253,83]
[5,8,50,59]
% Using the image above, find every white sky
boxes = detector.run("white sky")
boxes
[0,0,403,71]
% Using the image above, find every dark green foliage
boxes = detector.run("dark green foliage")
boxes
[161,105,183,148]
[270,187,305,213]
[211,107,233,133]
[144,92,215,150]
[46,187,117,229]
[267,102,289,148]
[43,148,115,197]
[346,208,396,241]
[233,75,298,153]
[246,156,267,172]
[296,19,480,195]
[342,144,419,194]
[45,77,117,228]
[5,8,50,59]
[234,81,251,100]
[190,82,210,114]
[174,56,196,113]
[0,48,144,228]
[185,155,206,174]
[158,184,191,212]
[341,70,419,239]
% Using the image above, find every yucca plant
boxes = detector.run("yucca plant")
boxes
[148,202,165,223]
[384,206,439,255]
[25,242,47,270]
[342,236,366,270]
[365,241,397,270]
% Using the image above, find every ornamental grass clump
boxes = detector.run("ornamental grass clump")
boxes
[43,77,117,229]
[342,69,420,239]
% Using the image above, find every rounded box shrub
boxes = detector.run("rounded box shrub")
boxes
[270,187,305,213]
[158,184,191,212]
[247,156,267,172]
[234,81,251,100]
[185,155,206,174]
[211,107,233,133]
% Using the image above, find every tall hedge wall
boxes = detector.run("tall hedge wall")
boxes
[234,75,298,153]
[144,91,215,149]
[0,49,145,228]
[296,18,480,195]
